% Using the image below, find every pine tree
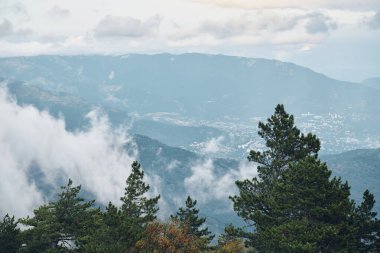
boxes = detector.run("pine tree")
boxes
[82,202,125,253]
[0,214,21,253]
[82,161,160,253]
[258,157,354,252]
[351,190,380,252]
[230,104,379,252]
[121,161,160,222]
[230,104,321,246]
[20,179,98,253]
[217,224,245,253]
[119,161,160,249]
[247,104,320,182]
[171,195,214,243]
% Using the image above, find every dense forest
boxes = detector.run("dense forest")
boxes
[1,105,379,253]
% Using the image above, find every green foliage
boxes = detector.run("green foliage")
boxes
[230,104,322,242]
[19,179,98,253]
[119,161,160,249]
[171,195,214,243]
[248,104,320,181]
[83,161,160,252]
[0,214,21,253]
[256,157,354,252]
[351,190,380,252]
[121,161,160,222]
[230,104,379,252]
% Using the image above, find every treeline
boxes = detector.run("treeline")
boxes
[1,104,380,253]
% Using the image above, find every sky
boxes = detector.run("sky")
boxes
[0,0,379,81]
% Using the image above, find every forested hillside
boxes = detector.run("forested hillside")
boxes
[1,105,379,253]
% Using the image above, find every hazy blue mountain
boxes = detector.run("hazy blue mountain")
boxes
[362,77,380,90]
[1,54,379,118]
[136,137,380,232]
[1,54,380,156]
[322,148,380,212]
[1,54,379,237]
[3,79,379,231]
[3,78,226,151]
[134,134,242,234]
[131,120,226,149]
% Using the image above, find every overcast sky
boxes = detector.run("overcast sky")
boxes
[0,0,379,81]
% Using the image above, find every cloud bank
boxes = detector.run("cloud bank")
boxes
[184,159,257,203]
[369,11,380,29]
[95,15,161,38]
[193,0,380,10]
[0,87,138,218]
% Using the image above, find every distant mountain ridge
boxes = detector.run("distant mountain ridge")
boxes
[1,54,380,156]
[1,53,379,237]
[362,77,380,90]
[322,148,380,212]
[1,54,379,119]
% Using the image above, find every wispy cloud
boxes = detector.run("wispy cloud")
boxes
[0,0,378,81]
[172,10,337,45]
[192,0,380,10]
[47,5,71,19]
[0,19,13,38]
[0,19,34,39]
[0,86,138,217]
[184,159,257,203]
[94,15,162,38]
[200,136,226,154]
[369,11,380,29]
[305,12,337,34]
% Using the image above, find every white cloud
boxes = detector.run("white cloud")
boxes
[94,15,162,38]
[0,86,139,218]
[184,159,257,203]
[0,0,378,81]
[108,70,115,80]
[172,10,337,45]
[0,144,43,218]
[200,136,225,154]
[10,2,30,21]
[305,12,337,34]
[192,0,380,10]
[0,19,33,39]
[300,44,313,51]
[166,160,181,171]
[47,5,71,19]
[0,19,13,37]
[369,11,380,29]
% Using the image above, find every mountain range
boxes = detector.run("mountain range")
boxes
[0,53,379,235]
[1,54,380,157]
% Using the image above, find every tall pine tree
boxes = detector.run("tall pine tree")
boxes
[230,104,321,246]
[351,190,380,252]
[171,195,214,243]
[119,161,160,249]
[230,104,379,252]
[20,179,98,253]
[85,161,160,252]
[0,214,21,253]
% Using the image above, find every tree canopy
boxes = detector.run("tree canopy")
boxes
[230,104,380,252]
[1,104,379,253]
[171,195,214,243]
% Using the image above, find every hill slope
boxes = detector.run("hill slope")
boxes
[322,148,380,211]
